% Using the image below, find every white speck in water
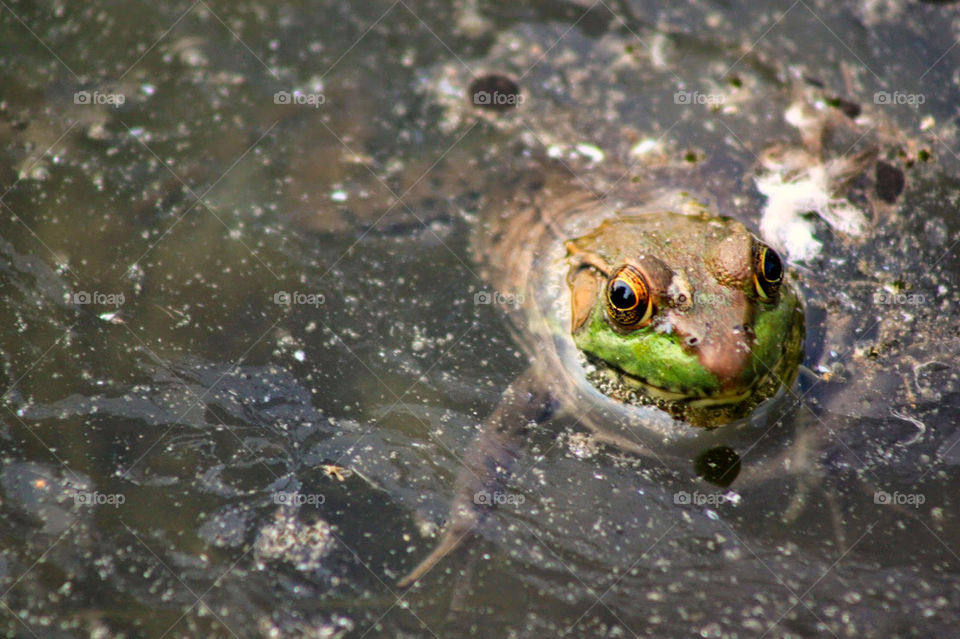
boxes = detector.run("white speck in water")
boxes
[630,139,659,156]
[294,350,305,362]
[331,190,348,202]
[567,432,598,459]
[141,83,156,96]
[575,143,605,164]
[23,164,48,181]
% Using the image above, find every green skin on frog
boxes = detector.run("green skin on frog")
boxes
[565,211,805,427]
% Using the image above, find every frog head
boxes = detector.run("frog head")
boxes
[566,211,804,427]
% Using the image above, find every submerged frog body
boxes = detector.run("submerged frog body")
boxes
[397,182,806,585]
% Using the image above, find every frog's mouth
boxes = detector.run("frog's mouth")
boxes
[582,353,784,411]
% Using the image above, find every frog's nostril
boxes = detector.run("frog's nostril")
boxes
[732,324,755,338]
[685,336,700,347]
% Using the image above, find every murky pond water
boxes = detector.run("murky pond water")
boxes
[2,1,960,637]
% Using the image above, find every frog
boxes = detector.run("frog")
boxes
[396,175,807,585]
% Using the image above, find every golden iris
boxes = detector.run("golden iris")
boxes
[606,265,654,328]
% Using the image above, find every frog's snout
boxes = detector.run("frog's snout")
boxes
[678,320,754,391]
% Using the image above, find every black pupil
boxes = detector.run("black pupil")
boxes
[610,280,637,309]
[762,249,782,282]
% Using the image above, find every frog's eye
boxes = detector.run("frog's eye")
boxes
[606,265,654,329]
[752,243,783,300]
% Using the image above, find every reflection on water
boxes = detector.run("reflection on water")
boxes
[2,0,960,636]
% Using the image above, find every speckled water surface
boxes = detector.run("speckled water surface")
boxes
[2,1,960,637]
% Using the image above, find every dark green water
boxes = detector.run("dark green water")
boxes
[2,1,960,637]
